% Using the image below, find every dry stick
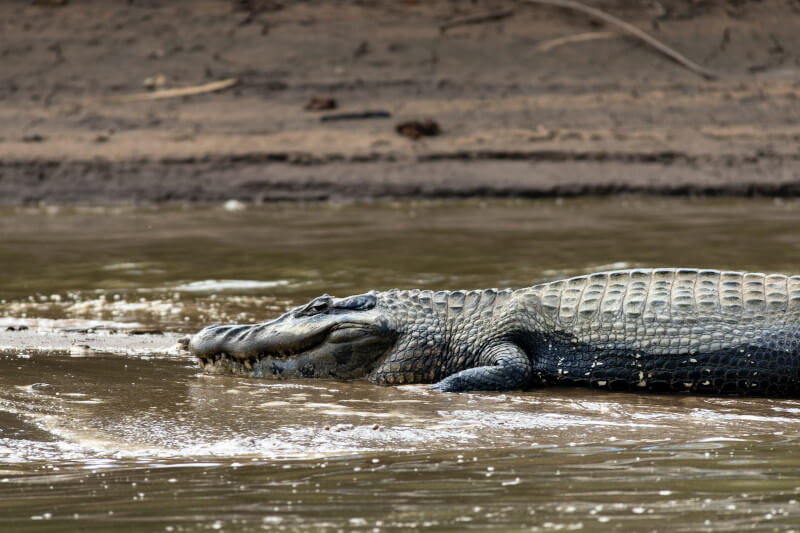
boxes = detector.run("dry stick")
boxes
[522,0,718,80]
[534,31,616,53]
[439,9,515,33]
[117,78,238,102]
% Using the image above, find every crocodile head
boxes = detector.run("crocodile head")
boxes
[188,292,397,379]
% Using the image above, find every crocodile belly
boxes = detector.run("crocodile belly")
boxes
[532,319,800,395]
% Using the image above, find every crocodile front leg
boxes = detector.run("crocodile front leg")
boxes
[431,342,532,392]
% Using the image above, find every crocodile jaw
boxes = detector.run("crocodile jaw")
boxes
[190,309,396,379]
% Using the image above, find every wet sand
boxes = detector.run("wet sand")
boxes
[3,0,800,204]
[0,324,183,358]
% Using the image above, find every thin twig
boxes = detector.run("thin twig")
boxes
[320,110,392,122]
[522,0,718,80]
[534,31,616,52]
[439,9,515,33]
[117,78,238,102]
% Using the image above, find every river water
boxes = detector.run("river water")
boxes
[1,198,800,531]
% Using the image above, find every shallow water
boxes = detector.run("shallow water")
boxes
[2,198,800,531]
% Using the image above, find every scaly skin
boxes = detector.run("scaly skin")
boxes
[189,268,800,395]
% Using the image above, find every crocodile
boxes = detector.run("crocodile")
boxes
[188,268,800,395]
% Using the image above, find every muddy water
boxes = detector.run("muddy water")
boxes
[2,198,800,531]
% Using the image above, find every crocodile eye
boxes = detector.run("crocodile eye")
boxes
[297,295,332,316]
[310,300,329,312]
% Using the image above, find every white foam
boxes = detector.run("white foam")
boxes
[0,317,144,330]
[173,280,289,292]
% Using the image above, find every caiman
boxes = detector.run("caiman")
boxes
[188,268,800,395]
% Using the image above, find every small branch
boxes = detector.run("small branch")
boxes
[439,9,515,34]
[522,0,719,80]
[320,110,392,122]
[117,78,238,102]
[534,31,616,53]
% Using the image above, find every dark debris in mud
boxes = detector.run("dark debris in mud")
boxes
[304,95,337,111]
[396,119,441,140]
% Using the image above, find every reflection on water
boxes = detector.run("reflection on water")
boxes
[1,198,800,530]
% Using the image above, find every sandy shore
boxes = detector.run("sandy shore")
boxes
[2,0,799,203]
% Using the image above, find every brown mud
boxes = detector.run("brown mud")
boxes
[2,0,800,204]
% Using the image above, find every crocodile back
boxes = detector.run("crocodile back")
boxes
[527,268,800,323]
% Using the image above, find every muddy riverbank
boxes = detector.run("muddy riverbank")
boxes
[3,0,800,204]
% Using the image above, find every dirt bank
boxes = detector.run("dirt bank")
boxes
[2,0,799,204]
